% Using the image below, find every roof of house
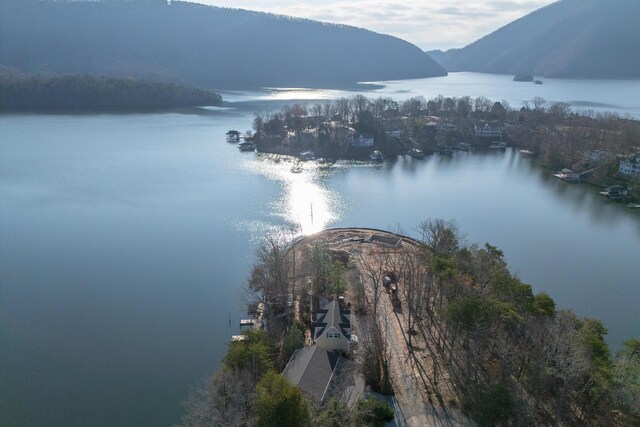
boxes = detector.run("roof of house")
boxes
[282,345,340,402]
[314,299,351,341]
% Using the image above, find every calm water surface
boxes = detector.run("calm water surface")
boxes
[224,72,640,118]
[1,74,639,426]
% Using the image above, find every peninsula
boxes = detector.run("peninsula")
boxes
[0,69,222,112]
[182,224,640,426]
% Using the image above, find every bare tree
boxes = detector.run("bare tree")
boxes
[415,218,461,258]
[179,370,255,427]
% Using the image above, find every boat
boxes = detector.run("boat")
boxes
[369,150,384,162]
[226,130,241,143]
[437,147,454,156]
[457,142,472,151]
[554,168,580,182]
[407,148,426,159]
[600,185,629,200]
[489,141,507,150]
[534,80,543,85]
[317,157,335,168]
[519,149,534,156]
[298,150,315,161]
[290,162,303,173]
[628,203,640,209]
[237,141,256,152]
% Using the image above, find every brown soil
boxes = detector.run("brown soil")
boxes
[290,228,471,426]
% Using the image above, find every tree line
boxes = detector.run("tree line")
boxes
[355,219,639,425]
[0,70,222,112]
[254,94,640,196]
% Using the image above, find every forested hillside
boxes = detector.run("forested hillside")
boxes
[0,0,446,89]
[429,0,640,78]
[0,69,222,111]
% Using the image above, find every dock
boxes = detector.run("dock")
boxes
[240,318,256,326]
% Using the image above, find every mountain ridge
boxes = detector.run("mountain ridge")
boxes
[0,0,447,90]
[428,0,640,79]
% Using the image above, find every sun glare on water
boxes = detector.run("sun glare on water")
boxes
[246,155,341,236]
[258,88,343,101]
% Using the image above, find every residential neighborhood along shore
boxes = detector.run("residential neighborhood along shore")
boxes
[226,94,640,205]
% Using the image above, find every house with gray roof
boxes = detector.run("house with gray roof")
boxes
[282,300,351,402]
[282,345,341,402]
[313,299,351,354]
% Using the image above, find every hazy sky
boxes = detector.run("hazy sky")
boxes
[193,0,555,50]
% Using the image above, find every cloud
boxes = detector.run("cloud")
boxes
[194,0,553,50]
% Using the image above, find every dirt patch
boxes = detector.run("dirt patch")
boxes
[290,228,471,426]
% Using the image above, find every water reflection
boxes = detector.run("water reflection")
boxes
[245,154,342,236]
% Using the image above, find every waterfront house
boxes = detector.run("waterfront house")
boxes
[350,133,374,148]
[619,156,640,178]
[282,345,341,402]
[437,121,458,131]
[313,300,351,353]
[583,150,610,165]
[282,300,351,402]
[475,123,502,138]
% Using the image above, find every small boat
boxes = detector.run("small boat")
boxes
[238,141,256,152]
[457,143,472,151]
[489,141,507,150]
[290,163,303,173]
[628,203,640,209]
[317,157,335,168]
[519,149,534,156]
[554,168,580,182]
[298,150,315,161]
[437,147,454,156]
[407,148,426,159]
[534,80,543,85]
[369,150,384,162]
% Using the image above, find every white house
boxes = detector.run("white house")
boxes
[475,123,502,138]
[351,134,374,148]
[619,156,640,178]
[313,299,351,354]
[437,122,458,131]
[281,299,351,402]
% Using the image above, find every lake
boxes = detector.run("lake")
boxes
[1,73,639,426]
[223,72,640,119]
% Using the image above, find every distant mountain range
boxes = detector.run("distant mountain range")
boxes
[0,0,446,90]
[428,0,640,79]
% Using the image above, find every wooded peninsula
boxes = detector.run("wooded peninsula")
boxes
[0,69,222,112]
[181,223,639,426]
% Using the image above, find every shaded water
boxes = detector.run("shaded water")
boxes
[1,74,639,426]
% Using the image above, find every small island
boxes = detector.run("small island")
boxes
[513,73,535,82]
[181,223,640,426]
